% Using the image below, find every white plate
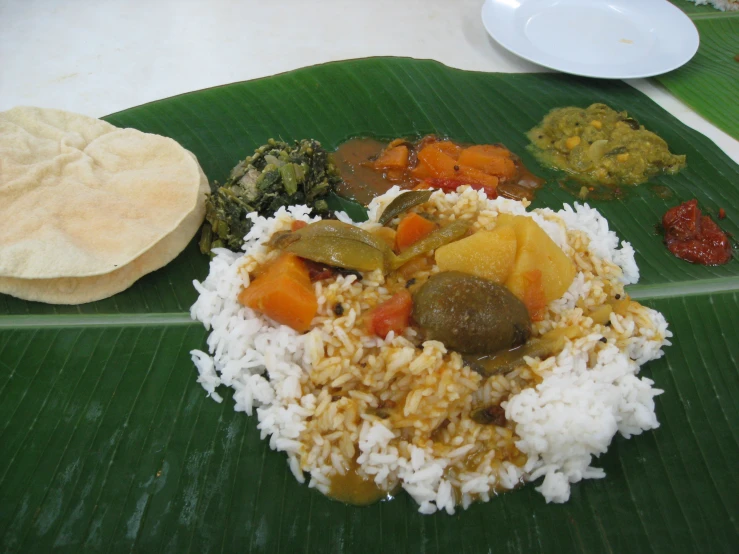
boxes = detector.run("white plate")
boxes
[481,0,699,79]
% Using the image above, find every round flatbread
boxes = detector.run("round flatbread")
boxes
[0,106,202,279]
[0,162,209,304]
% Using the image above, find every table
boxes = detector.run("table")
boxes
[1,0,737,163]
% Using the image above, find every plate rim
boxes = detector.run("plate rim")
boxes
[481,0,700,80]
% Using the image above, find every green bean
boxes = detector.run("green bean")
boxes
[377,190,434,225]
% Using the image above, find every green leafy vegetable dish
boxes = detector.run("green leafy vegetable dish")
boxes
[199,138,340,253]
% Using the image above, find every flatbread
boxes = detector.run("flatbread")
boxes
[0,106,202,278]
[0,163,209,304]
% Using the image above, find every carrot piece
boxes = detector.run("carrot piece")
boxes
[458,146,517,179]
[367,289,413,338]
[291,220,308,231]
[461,144,511,159]
[395,212,438,252]
[417,143,459,178]
[416,143,502,190]
[456,166,500,188]
[373,145,409,170]
[238,253,318,332]
[435,141,463,160]
[410,160,435,180]
[416,135,438,149]
[522,269,547,322]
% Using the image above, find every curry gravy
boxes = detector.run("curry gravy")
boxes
[327,462,392,505]
[334,138,412,204]
[333,137,544,205]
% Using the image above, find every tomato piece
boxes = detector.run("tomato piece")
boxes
[367,290,413,338]
[302,259,336,282]
[522,269,547,322]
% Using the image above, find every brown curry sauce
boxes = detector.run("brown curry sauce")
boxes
[333,136,544,205]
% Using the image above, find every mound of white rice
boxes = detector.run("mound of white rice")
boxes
[190,186,671,513]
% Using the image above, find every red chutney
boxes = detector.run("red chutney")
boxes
[662,199,732,265]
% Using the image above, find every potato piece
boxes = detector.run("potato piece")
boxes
[371,226,397,249]
[497,214,575,304]
[434,226,517,284]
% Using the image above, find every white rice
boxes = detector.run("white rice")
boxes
[190,186,670,512]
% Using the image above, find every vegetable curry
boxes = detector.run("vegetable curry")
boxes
[528,103,686,187]
[238,188,576,378]
[334,136,544,204]
[236,188,578,504]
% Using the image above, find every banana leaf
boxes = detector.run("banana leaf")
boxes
[657,3,739,140]
[1,58,738,553]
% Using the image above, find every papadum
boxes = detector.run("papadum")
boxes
[0,106,203,279]
[0,163,209,304]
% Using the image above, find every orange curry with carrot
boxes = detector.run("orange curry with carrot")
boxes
[334,136,544,205]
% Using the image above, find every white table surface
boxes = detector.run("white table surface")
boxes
[1,0,737,164]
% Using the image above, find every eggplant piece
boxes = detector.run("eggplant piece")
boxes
[412,272,531,355]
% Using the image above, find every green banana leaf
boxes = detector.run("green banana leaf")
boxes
[657,3,739,140]
[1,58,738,553]
[670,0,735,15]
